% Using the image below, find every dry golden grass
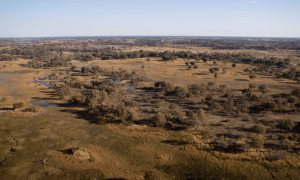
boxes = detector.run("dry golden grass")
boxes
[0,50,300,179]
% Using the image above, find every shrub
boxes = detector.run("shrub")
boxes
[258,84,267,91]
[287,96,297,104]
[152,92,162,99]
[250,135,264,149]
[249,74,256,80]
[219,84,227,90]
[116,103,128,120]
[224,90,233,98]
[222,68,226,74]
[196,109,206,120]
[70,65,77,71]
[144,169,166,180]
[123,99,138,107]
[173,87,188,98]
[169,103,178,110]
[246,92,259,102]
[264,101,278,111]
[125,112,137,124]
[200,129,216,142]
[291,133,300,144]
[277,134,286,142]
[207,82,215,86]
[152,99,163,104]
[216,139,248,153]
[242,88,251,94]
[277,119,295,130]
[0,97,7,106]
[23,106,39,113]
[265,150,287,161]
[193,64,199,69]
[205,95,213,101]
[154,81,166,88]
[209,67,219,74]
[295,102,300,111]
[13,102,24,109]
[208,102,223,111]
[232,63,236,67]
[185,110,194,118]
[251,124,267,133]
[153,112,166,126]
[186,92,195,98]
[249,83,256,89]
[291,88,300,97]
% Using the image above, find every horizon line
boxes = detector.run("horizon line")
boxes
[1,35,300,39]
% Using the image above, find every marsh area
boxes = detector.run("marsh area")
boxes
[1,37,300,180]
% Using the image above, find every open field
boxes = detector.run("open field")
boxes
[1,37,300,179]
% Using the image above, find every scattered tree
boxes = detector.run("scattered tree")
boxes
[13,102,24,110]
[249,74,257,80]
[250,135,264,151]
[277,119,295,131]
[0,97,7,107]
[153,112,166,126]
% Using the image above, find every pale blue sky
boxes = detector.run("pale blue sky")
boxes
[0,0,299,37]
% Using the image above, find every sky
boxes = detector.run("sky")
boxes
[0,0,300,38]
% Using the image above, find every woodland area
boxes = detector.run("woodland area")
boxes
[1,36,300,179]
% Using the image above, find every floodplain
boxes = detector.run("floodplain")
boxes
[1,37,300,179]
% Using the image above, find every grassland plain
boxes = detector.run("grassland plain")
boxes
[0,46,300,180]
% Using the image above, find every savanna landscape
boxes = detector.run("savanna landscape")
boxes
[1,36,300,180]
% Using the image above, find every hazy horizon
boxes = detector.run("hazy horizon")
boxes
[1,0,300,38]
[2,36,300,39]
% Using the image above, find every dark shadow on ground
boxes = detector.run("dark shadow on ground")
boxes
[164,123,190,131]
[234,79,249,81]
[58,148,77,155]
[0,108,14,111]
[162,140,188,146]
[280,81,298,85]
[31,96,59,101]
[216,133,242,139]
[211,142,246,153]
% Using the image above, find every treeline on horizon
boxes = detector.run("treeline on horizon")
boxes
[0,36,299,82]
[0,42,293,69]
[0,36,300,50]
